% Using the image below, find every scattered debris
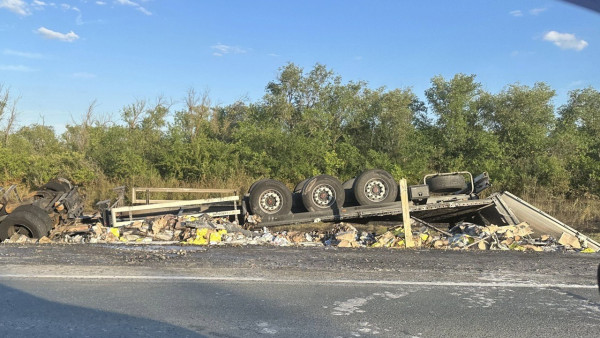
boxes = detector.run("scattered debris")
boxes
[0,213,596,253]
[558,232,582,249]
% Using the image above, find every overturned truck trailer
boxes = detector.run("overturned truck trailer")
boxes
[241,171,600,251]
[65,169,598,251]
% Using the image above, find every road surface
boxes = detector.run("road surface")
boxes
[0,245,599,337]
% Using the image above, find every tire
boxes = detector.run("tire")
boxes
[342,178,357,207]
[13,204,54,232]
[301,175,345,212]
[353,169,398,206]
[0,205,53,240]
[292,179,310,213]
[40,179,71,193]
[248,178,270,195]
[597,263,600,294]
[427,174,466,193]
[294,179,309,193]
[248,179,292,217]
[342,178,355,190]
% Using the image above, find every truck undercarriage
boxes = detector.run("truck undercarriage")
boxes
[0,179,84,241]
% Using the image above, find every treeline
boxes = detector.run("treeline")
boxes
[1,63,599,203]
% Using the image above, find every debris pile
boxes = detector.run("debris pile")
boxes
[371,221,596,252]
[1,214,596,253]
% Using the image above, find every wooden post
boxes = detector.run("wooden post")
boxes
[399,179,414,248]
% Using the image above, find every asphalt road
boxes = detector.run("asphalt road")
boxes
[1,245,599,337]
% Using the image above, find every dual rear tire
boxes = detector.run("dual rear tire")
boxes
[298,175,345,212]
[248,169,399,217]
[249,175,346,217]
[0,204,53,241]
[248,179,292,217]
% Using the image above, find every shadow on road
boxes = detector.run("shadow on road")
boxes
[0,282,206,337]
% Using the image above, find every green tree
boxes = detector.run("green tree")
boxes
[555,87,600,194]
[487,83,562,193]
[423,74,501,176]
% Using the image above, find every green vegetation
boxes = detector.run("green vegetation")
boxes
[1,64,599,231]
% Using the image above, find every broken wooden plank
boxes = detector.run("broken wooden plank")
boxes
[400,179,414,248]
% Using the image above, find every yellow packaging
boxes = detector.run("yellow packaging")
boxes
[109,227,120,238]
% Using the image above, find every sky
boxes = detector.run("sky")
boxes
[1,0,599,132]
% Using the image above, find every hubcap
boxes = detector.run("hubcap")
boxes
[312,184,335,208]
[259,190,283,214]
[364,179,387,202]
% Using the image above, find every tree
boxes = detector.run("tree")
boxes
[63,99,99,152]
[174,88,213,140]
[423,74,501,175]
[487,83,561,193]
[555,87,600,194]
[121,99,147,130]
[0,84,19,146]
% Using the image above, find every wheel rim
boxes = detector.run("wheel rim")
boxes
[7,224,33,238]
[364,179,388,202]
[259,189,283,214]
[312,184,336,208]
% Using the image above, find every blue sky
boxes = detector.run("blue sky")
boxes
[1,0,599,132]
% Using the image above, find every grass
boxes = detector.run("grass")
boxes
[520,190,600,235]
[77,173,258,212]
[586,233,600,243]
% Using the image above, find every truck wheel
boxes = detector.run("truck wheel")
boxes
[427,174,466,193]
[248,178,269,195]
[301,175,345,212]
[294,179,309,193]
[249,179,292,217]
[353,169,398,205]
[0,205,53,240]
[13,204,54,232]
[342,178,357,206]
[40,179,71,193]
[292,178,309,212]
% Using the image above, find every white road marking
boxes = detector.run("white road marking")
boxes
[0,274,597,289]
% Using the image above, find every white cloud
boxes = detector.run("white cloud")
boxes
[0,64,36,72]
[31,0,47,10]
[115,0,151,15]
[0,0,30,15]
[211,43,247,56]
[511,8,547,17]
[3,49,43,59]
[72,72,96,79]
[543,31,588,51]
[509,10,523,17]
[96,1,106,5]
[37,26,80,42]
[135,6,151,15]
[530,7,547,15]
